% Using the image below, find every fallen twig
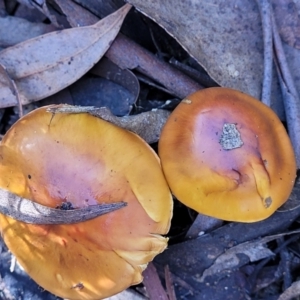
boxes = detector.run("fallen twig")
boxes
[278,237,292,291]
[143,262,169,300]
[164,265,177,300]
[106,34,203,99]
[169,57,218,88]
[256,0,273,106]
[272,11,300,167]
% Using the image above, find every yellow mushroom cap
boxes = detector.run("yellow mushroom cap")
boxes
[158,87,296,222]
[0,105,173,299]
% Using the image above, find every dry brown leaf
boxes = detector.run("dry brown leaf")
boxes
[186,213,223,238]
[0,4,131,107]
[278,280,300,300]
[0,16,55,48]
[47,105,170,144]
[199,230,300,282]
[126,0,264,99]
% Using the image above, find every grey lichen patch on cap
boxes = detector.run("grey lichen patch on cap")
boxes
[219,123,244,150]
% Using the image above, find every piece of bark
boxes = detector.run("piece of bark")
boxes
[143,262,169,300]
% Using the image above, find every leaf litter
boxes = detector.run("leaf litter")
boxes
[126,0,265,99]
[0,3,132,106]
[0,1,300,300]
[198,230,300,283]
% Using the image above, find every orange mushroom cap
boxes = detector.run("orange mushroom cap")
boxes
[0,105,173,299]
[158,87,296,222]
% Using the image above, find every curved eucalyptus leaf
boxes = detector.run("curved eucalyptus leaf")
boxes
[0,4,131,106]
[0,188,127,225]
[47,104,170,144]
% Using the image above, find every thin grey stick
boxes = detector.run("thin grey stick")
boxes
[272,12,300,167]
[256,0,273,106]
[0,188,127,225]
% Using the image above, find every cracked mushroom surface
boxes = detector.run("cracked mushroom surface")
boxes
[159,87,296,222]
[0,105,173,300]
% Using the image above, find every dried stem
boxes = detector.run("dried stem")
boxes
[0,188,126,224]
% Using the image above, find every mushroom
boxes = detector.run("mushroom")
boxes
[0,105,173,299]
[158,87,296,222]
